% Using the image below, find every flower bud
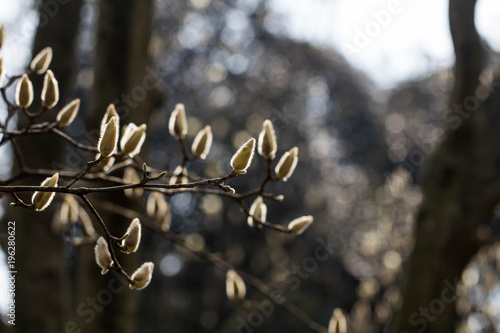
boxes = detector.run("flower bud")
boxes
[287,215,314,235]
[120,123,147,157]
[328,308,348,333]
[101,104,119,134]
[192,125,213,159]
[41,69,59,108]
[226,269,246,302]
[0,24,5,50]
[230,138,255,174]
[30,47,53,74]
[248,196,266,229]
[258,120,277,160]
[15,74,34,108]
[98,116,118,157]
[275,147,298,181]
[168,103,187,140]
[94,236,114,275]
[123,166,143,198]
[147,192,171,231]
[60,194,79,224]
[31,173,59,211]
[56,98,80,127]
[129,262,154,290]
[169,165,188,185]
[121,218,142,253]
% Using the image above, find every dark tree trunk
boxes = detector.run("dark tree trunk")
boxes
[74,1,162,333]
[389,0,500,332]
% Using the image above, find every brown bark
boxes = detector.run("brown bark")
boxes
[389,0,500,332]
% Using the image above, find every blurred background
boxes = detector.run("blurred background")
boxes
[0,0,500,332]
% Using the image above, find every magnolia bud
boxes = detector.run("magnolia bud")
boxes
[275,147,298,181]
[123,167,143,198]
[31,173,59,211]
[226,269,246,302]
[120,123,147,157]
[41,69,59,108]
[101,104,119,134]
[328,308,348,333]
[121,218,141,253]
[56,99,80,127]
[168,103,187,140]
[98,116,118,157]
[192,125,213,159]
[287,215,314,235]
[0,24,5,50]
[94,236,114,275]
[230,138,255,174]
[169,165,188,185]
[147,192,170,231]
[15,74,34,108]
[258,120,277,160]
[248,196,266,229]
[59,194,79,224]
[30,47,53,74]
[129,262,154,290]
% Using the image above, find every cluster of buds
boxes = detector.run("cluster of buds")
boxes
[97,104,147,160]
[168,103,214,160]
[94,218,154,290]
[237,120,313,234]
[14,47,58,110]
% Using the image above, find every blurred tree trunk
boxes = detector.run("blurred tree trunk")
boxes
[1,1,83,332]
[389,0,500,332]
[74,1,162,333]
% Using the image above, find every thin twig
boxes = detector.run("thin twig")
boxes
[93,200,327,333]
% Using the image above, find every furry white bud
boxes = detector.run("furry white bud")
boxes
[120,123,147,157]
[248,196,267,229]
[169,103,188,140]
[31,173,59,211]
[226,269,246,302]
[98,116,118,157]
[230,138,255,174]
[30,47,53,74]
[275,147,298,181]
[191,125,213,159]
[56,99,80,127]
[287,215,314,235]
[257,120,277,160]
[121,218,141,253]
[41,69,59,108]
[129,262,154,290]
[94,237,114,275]
[15,74,34,108]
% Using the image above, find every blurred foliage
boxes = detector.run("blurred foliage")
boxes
[128,0,393,332]
[4,0,500,332]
